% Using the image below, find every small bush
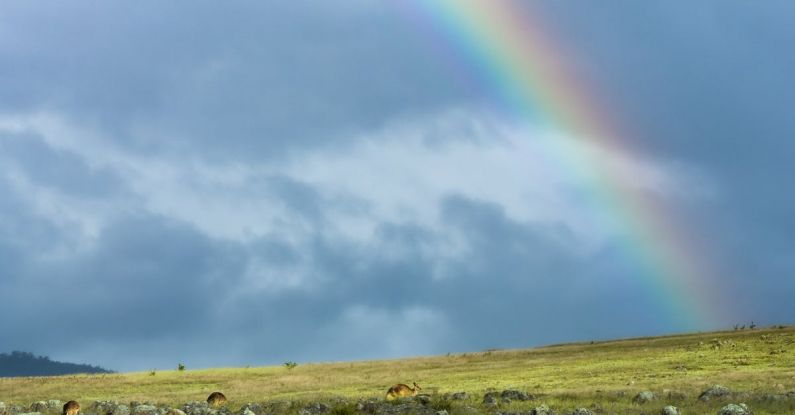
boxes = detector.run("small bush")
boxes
[284,361,298,370]
[178,363,185,371]
[149,370,156,376]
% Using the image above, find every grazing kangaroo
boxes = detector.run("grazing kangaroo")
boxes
[385,382,421,400]
[63,401,80,415]
[207,392,227,407]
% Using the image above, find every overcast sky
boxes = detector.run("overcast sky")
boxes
[1,1,793,372]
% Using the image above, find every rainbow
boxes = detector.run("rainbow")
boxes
[394,0,725,330]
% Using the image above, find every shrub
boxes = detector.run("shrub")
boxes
[178,363,185,371]
[284,361,298,370]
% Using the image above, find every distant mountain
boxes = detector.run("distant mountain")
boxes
[0,351,113,377]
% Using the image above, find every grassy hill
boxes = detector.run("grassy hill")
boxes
[0,326,793,414]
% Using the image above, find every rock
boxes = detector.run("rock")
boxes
[633,391,657,404]
[238,404,262,415]
[482,393,498,406]
[94,401,122,415]
[113,405,131,415]
[570,409,593,415]
[298,402,329,415]
[661,406,680,415]
[165,410,186,415]
[356,401,378,414]
[450,392,468,401]
[181,403,215,415]
[717,403,752,415]
[131,405,160,415]
[0,402,6,415]
[699,385,731,402]
[501,390,534,401]
[30,403,48,413]
[435,411,448,415]
[415,395,432,405]
[530,404,554,415]
[16,412,42,415]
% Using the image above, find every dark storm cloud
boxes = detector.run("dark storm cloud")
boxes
[0,1,468,159]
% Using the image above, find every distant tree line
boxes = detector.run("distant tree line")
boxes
[0,351,113,377]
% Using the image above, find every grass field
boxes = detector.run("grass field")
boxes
[1,326,793,414]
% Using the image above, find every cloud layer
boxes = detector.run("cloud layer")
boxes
[1,1,793,371]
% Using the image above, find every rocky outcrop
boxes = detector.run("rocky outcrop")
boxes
[717,403,752,415]
[699,385,732,402]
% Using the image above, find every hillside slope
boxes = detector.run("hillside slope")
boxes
[0,327,792,414]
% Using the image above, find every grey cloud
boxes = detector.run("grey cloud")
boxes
[0,1,468,160]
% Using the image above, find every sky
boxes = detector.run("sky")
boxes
[0,1,793,372]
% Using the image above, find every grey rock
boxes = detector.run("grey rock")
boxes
[17,412,43,415]
[94,401,121,415]
[699,385,731,402]
[131,405,160,415]
[633,391,657,404]
[30,403,48,413]
[298,402,329,415]
[415,395,432,405]
[482,395,498,406]
[570,409,594,415]
[164,410,186,415]
[0,402,6,415]
[435,411,448,415]
[239,404,262,415]
[530,404,554,415]
[46,402,62,411]
[717,403,752,415]
[661,406,680,415]
[448,392,468,401]
[501,390,534,401]
[180,403,215,415]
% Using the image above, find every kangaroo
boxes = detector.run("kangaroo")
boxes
[385,382,421,400]
[63,401,80,415]
[207,392,227,407]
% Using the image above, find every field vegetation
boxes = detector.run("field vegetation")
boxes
[1,326,793,414]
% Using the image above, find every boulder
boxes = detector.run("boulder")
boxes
[414,395,431,405]
[29,403,48,413]
[46,402,62,411]
[661,406,680,415]
[298,402,329,415]
[435,411,448,415]
[164,410,186,415]
[482,393,498,406]
[530,404,554,415]
[633,391,656,404]
[570,409,593,415]
[717,403,752,415]
[699,385,731,402]
[449,392,468,401]
[131,405,160,415]
[181,403,215,415]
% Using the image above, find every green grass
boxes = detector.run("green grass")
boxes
[1,326,793,414]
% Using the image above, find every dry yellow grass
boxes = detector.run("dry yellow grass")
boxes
[1,326,793,414]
